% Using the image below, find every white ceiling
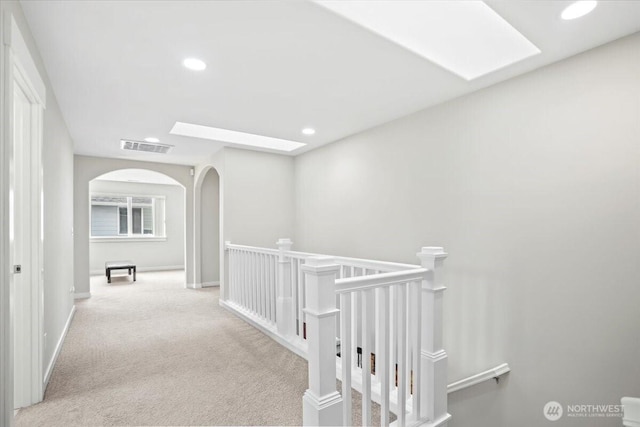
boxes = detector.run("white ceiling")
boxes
[21,0,640,166]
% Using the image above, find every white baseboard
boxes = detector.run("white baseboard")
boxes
[74,292,91,299]
[202,281,219,288]
[90,265,184,275]
[43,305,76,389]
[187,281,220,290]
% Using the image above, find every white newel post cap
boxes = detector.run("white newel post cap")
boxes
[224,240,231,249]
[301,256,339,271]
[276,238,293,249]
[301,256,340,313]
[417,246,448,264]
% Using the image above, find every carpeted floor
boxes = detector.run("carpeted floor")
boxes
[14,270,385,426]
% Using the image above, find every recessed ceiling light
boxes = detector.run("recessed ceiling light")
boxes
[170,122,306,152]
[183,58,206,71]
[302,128,316,135]
[144,137,160,143]
[314,1,540,81]
[561,1,597,20]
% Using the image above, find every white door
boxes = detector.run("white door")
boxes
[8,30,45,411]
[11,78,34,409]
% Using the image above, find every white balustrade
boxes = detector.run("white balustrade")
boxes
[223,240,449,427]
[225,243,279,329]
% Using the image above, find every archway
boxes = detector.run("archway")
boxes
[73,157,195,299]
[88,169,186,290]
[194,165,222,290]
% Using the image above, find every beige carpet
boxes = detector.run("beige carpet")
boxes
[14,270,386,426]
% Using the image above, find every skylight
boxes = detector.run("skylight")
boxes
[170,122,306,152]
[314,1,541,81]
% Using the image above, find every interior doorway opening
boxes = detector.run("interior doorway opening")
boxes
[88,169,186,289]
[197,167,221,287]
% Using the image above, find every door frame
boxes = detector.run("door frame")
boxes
[1,11,46,424]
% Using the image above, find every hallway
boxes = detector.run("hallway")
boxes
[15,271,308,426]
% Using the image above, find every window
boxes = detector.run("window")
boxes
[91,194,165,238]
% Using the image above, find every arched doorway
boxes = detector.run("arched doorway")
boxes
[88,169,186,290]
[194,165,222,290]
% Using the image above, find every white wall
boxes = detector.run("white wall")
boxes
[224,147,294,247]
[294,33,640,426]
[74,155,194,294]
[89,180,184,274]
[0,1,75,419]
[200,169,220,284]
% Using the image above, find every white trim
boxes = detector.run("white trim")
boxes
[73,293,91,300]
[186,281,219,289]
[7,17,45,107]
[43,306,75,388]
[447,363,511,394]
[0,11,12,426]
[202,281,219,288]
[90,236,167,243]
[89,265,184,276]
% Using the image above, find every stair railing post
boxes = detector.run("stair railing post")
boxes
[302,256,343,426]
[417,246,450,425]
[276,238,293,337]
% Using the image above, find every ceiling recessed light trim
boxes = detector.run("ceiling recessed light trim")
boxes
[561,1,597,20]
[183,57,206,71]
[314,0,540,81]
[302,127,316,135]
[170,122,306,152]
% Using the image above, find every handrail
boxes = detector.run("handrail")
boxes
[226,243,279,255]
[335,268,428,294]
[225,241,420,272]
[447,363,511,393]
[284,249,419,272]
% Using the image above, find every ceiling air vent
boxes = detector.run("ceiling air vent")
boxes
[120,139,174,154]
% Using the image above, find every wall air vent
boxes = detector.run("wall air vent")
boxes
[120,139,174,154]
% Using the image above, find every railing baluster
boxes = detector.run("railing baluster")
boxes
[252,252,257,313]
[397,283,407,427]
[228,249,234,303]
[291,258,298,337]
[256,253,262,317]
[389,285,396,394]
[239,250,244,308]
[377,286,390,427]
[298,260,305,339]
[260,253,265,318]
[267,254,273,322]
[351,289,358,372]
[340,293,352,427]
[361,289,374,426]
[410,280,422,419]
[249,251,253,311]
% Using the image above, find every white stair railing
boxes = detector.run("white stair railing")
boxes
[223,240,450,427]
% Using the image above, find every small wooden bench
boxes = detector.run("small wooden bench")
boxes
[105,261,136,284]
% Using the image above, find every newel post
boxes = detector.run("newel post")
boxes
[417,247,450,425]
[276,238,294,337]
[301,256,343,426]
